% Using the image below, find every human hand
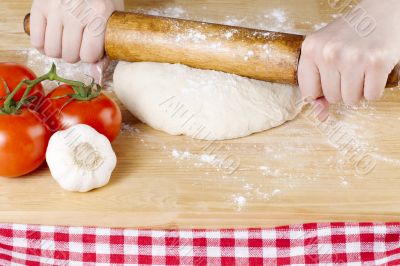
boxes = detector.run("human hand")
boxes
[298,0,400,110]
[30,0,124,64]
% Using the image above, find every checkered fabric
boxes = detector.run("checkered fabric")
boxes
[0,222,399,265]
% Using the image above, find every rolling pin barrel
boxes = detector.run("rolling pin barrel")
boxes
[24,12,400,87]
[105,12,304,85]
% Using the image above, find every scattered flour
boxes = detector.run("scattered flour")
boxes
[224,31,234,39]
[121,123,141,135]
[200,154,217,164]
[22,4,399,212]
[171,149,192,160]
[117,5,400,211]
[86,4,400,211]
[26,49,93,92]
[223,9,297,34]
[175,29,207,43]
[137,6,187,18]
[232,194,247,211]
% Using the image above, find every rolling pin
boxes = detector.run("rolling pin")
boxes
[24,12,400,87]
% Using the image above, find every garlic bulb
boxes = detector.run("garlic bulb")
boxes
[46,124,117,192]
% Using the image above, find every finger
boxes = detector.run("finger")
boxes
[298,55,323,101]
[97,56,111,73]
[30,10,46,50]
[320,67,342,103]
[341,70,365,105]
[44,14,63,58]
[363,69,389,101]
[80,17,108,63]
[312,97,330,122]
[62,23,84,63]
[89,56,110,84]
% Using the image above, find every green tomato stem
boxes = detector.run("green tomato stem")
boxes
[1,63,102,114]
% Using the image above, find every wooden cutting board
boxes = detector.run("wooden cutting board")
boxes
[0,0,400,229]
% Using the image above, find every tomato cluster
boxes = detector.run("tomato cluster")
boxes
[0,63,122,177]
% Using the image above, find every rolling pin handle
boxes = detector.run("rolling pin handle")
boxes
[24,13,31,36]
[388,64,400,87]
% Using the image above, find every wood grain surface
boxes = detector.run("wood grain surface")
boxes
[105,12,305,84]
[0,0,400,229]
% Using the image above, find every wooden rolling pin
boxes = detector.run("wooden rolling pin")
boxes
[24,12,400,87]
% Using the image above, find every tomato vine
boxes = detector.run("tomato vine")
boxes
[0,63,102,115]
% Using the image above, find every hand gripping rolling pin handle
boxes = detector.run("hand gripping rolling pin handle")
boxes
[23,12,400,87]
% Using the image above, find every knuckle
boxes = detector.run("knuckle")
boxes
[92,1,113,15]
[321,42,342,63]
[95,2,107,14]
[365,51,391,71]
[345,48,364,65]
[301,36,319,57]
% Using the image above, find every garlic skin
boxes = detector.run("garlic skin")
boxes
[46,124,117,192]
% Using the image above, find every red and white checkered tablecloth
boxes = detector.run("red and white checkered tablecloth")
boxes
[0,222,400,265]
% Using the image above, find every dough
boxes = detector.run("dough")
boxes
[113,62,303,140]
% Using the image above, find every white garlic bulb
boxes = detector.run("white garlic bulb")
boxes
[46,124,117,192]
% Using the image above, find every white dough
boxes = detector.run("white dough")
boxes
[113,62,303,140]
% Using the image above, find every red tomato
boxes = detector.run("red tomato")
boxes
[0,63,45,106]
[0,109,50,177]
[43,84,122,142]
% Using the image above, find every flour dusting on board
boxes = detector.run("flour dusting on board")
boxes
[25,5,400,212]
[26,49,93,92]
[116,5,400,212]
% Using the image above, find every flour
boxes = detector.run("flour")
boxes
[26,49,93,92]
[371,153,400,167]
[224,9,297,34]
[232,194,247,211]
[224,31,234,39]
[171,149,192,160]
[116,5,395,211]
[21,4,399,212]
[121,123,141,135]
[339,177,349,187]
[175,29,207,43]
[114,6,400,212]
[259,166,281,177]
[133,6,187,18]
[200,154,217,164]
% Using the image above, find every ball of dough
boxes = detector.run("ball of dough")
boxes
[113,62,303,140]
